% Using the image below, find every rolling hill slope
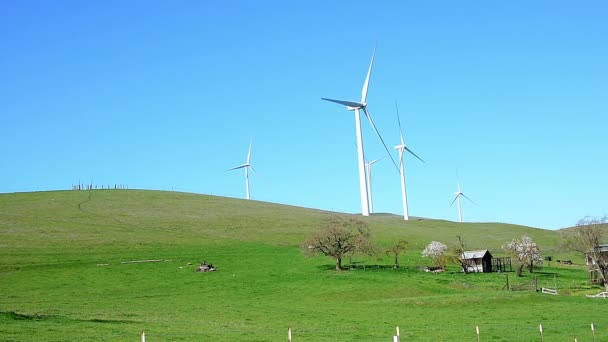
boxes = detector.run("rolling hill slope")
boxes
[0,189,560,262]
[0,190,601,341]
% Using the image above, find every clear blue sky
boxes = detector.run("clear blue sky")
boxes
[1,1,607,229]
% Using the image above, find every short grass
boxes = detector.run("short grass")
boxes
[0,190,605,341]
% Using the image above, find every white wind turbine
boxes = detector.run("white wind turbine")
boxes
[450,176,474,223]
[322,48,398,216]
[227,140,256,200]
[394,104,424,221]
[365,157,384,214]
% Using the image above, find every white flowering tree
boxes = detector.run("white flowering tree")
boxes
[422,241,448,269]
[503,235,542,276]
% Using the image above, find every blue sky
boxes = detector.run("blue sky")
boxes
[1,1,607,229]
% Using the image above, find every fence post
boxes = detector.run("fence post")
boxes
[288,327,292,342]
[554,273,557,290]
[591,323,596,342]
[141,331,146,342]
[539,323,544,342]
[396,326,400,342]
[476,325,480,342]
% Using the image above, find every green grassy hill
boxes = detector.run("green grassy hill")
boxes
[0,190,603,341]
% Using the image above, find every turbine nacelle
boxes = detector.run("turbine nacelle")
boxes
[395,144,424,163]
[347,102,366,111]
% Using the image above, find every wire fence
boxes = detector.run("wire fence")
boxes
[135,322,602,341]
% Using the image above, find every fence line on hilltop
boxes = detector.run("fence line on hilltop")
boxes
[71,183,128,190]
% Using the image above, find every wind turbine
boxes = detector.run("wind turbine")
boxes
[227,140,256,200]
[365,157,384,214]
[322,48,398,216]
[450,176,474,223]
[394,103,424,221]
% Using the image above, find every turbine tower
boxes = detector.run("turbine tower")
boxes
[450,177,474,223]
[227,140,256,200]
[394,103,424,221]
[322,48,398,216]
[365,157,383,214]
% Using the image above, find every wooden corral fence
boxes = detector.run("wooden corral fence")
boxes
[503,274,539,292]
[586,291,608,298]
[505,273,562,294]
[492,257,512,273]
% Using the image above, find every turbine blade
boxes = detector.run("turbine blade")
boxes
[362,107,399,173]
[396,102,405,146]
[404,147,425,163]
[370,156,384,165]
[247,139,252,164]
[321,98,363,108]
[226,164,247,171]
[449,194,459,207]
[361,48,376,103]
[461,193,476,205]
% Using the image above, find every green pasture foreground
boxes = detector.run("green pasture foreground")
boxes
[0,190,605,341]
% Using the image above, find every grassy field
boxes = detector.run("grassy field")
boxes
[0,190,605,341]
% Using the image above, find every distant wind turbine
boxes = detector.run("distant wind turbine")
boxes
[394,103,424,221]
[227,140,256,200]
[322,48,399,216]
[450,176,474,223]
[365,157,384,214]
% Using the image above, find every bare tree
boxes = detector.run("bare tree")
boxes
[386,240,408,269]
[561,216,608,291]
[503,235,542,277]
[303,216,372,271]
[451,235,470,274]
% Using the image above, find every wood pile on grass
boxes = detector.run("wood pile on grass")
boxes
[196,262,216,272]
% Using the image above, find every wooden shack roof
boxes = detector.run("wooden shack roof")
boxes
[463,250,492,259]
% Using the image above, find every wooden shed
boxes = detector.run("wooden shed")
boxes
[585,243,608,265]
[463,250,493,273]
[586,243,608,284]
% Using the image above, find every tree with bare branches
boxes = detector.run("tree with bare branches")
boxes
[386,240,408,269]
[451,235,470,274]
[560,216,608,291]
[303,216,372,271]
